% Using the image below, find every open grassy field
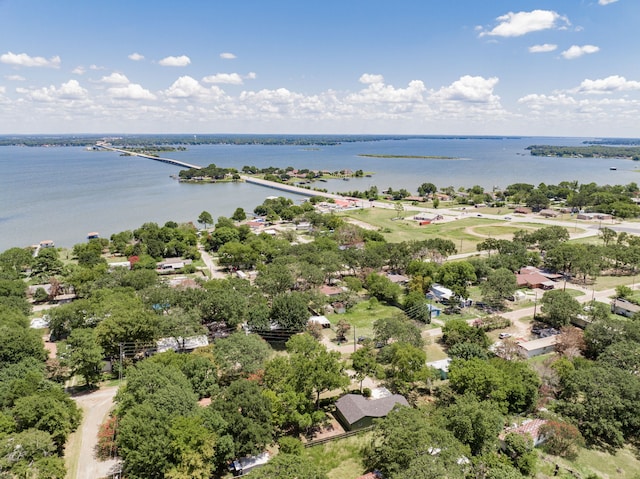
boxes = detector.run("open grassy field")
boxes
[303,432,372,479]
[537,445,640,479]
[340,208,541,253]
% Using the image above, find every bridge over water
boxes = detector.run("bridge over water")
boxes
[94,142,202,170]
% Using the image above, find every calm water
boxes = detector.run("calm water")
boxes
[0,137,635,251]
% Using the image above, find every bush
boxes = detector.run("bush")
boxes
[362,387,372,398]
[278,436,303,456]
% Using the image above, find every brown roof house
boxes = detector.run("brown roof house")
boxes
[335,388,409,431]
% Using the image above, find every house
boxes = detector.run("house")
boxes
[517,335,557,358]
[53,293,77,304]
[108,261,131,270]
[515,268,555,290]
[230,452,270,476]
[427,284,472,307]
[427,303,442,318]
[335,390,409,431]
[39,240,55,248]
[156,334,209,353]
[500,419,549,447]
[319,285,344,297]
[577,213,594,220]
[428,284,454,302]
[156,258,193,271]
[513,207,531,214]
[386,273,409,285]
[539,209,559,218]
[87,232,100,240]
[308,315,331,328]
[611,298,640,318]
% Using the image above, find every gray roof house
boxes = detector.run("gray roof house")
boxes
[335,392,409,431]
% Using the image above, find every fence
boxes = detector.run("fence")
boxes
[304,426,374,448]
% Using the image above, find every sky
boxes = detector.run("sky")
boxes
[1,0,639,137]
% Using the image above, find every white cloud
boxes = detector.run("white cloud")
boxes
[5,75,25,81]
[359,74,385,85]
[0,86,5,94]
[573,75,640,94]
[163,76,227,102]
[99,73,130,85]
[89,64,105,70]
[128,52,144,61]
[479,10,569,37]
[432,75,500,103]
[599,0,618,5]
[159,55,191,67]
[529,44,557,53]
[220,52,237,60]
[16,79,88,102]
[202,73,244,85]
[0,51,61,68]
[561,45,600,59]
[108,83,156,100]
[72,66,86,75]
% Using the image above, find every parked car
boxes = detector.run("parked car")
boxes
[499,333,512,339]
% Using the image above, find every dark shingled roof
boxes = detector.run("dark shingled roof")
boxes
[335,394,409,425]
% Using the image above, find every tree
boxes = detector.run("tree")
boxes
[246,453,327,479]
[448,358,539,415]
[62,328,104,387]
[166,415,217,479]
[363,406,469,479]
[0,429,65,479]
[502,432,537,476]
[231,207,247,222]
[286,334,349,408]
[365,273,402,304]
[270,292,309,331]
[197,211,213,230]
[351,345,378,392]
[540,290,582,328]
[373,315,424,349]
[444,394,504,456]
[437,261,476,300]
[480,268,517,308]
[335,318,351,341]
[417,182,437,198]
[539,421,584,459]
[404,290,432,323]
[212,332,271,382]
[213,379,274,457]
[12,392,82,452]
[441,319,490,349]
[383,342,429,393]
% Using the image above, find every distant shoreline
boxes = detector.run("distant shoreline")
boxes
[358,154,459,160]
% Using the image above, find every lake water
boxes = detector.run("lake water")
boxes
[0,136,635,251]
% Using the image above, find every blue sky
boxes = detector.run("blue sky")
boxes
[1,0,639,136]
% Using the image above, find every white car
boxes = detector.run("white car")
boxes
[499,333,512,339]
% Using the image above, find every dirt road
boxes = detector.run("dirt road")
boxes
[67,386,120,479]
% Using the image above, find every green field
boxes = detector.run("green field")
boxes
[303,432,372,479]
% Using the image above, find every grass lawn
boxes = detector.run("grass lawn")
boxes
[339,208,495,252]
[592,274,637,291]
[327,301,403,340]
[537,445,640,479]
[425,342,448,361]
[303,432,372,479]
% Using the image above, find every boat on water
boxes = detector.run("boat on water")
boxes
[610,167,617,170]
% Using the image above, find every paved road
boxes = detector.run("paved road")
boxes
[69,386,120,479]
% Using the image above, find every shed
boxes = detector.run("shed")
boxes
[308,315,331,328]
[427,358,452,380]
[335,392,409,431]
[230,452,270,476]
[539,209,559,217]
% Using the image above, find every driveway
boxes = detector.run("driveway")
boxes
[67,385,120,479]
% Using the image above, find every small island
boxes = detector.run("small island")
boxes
[527,144,640,161]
